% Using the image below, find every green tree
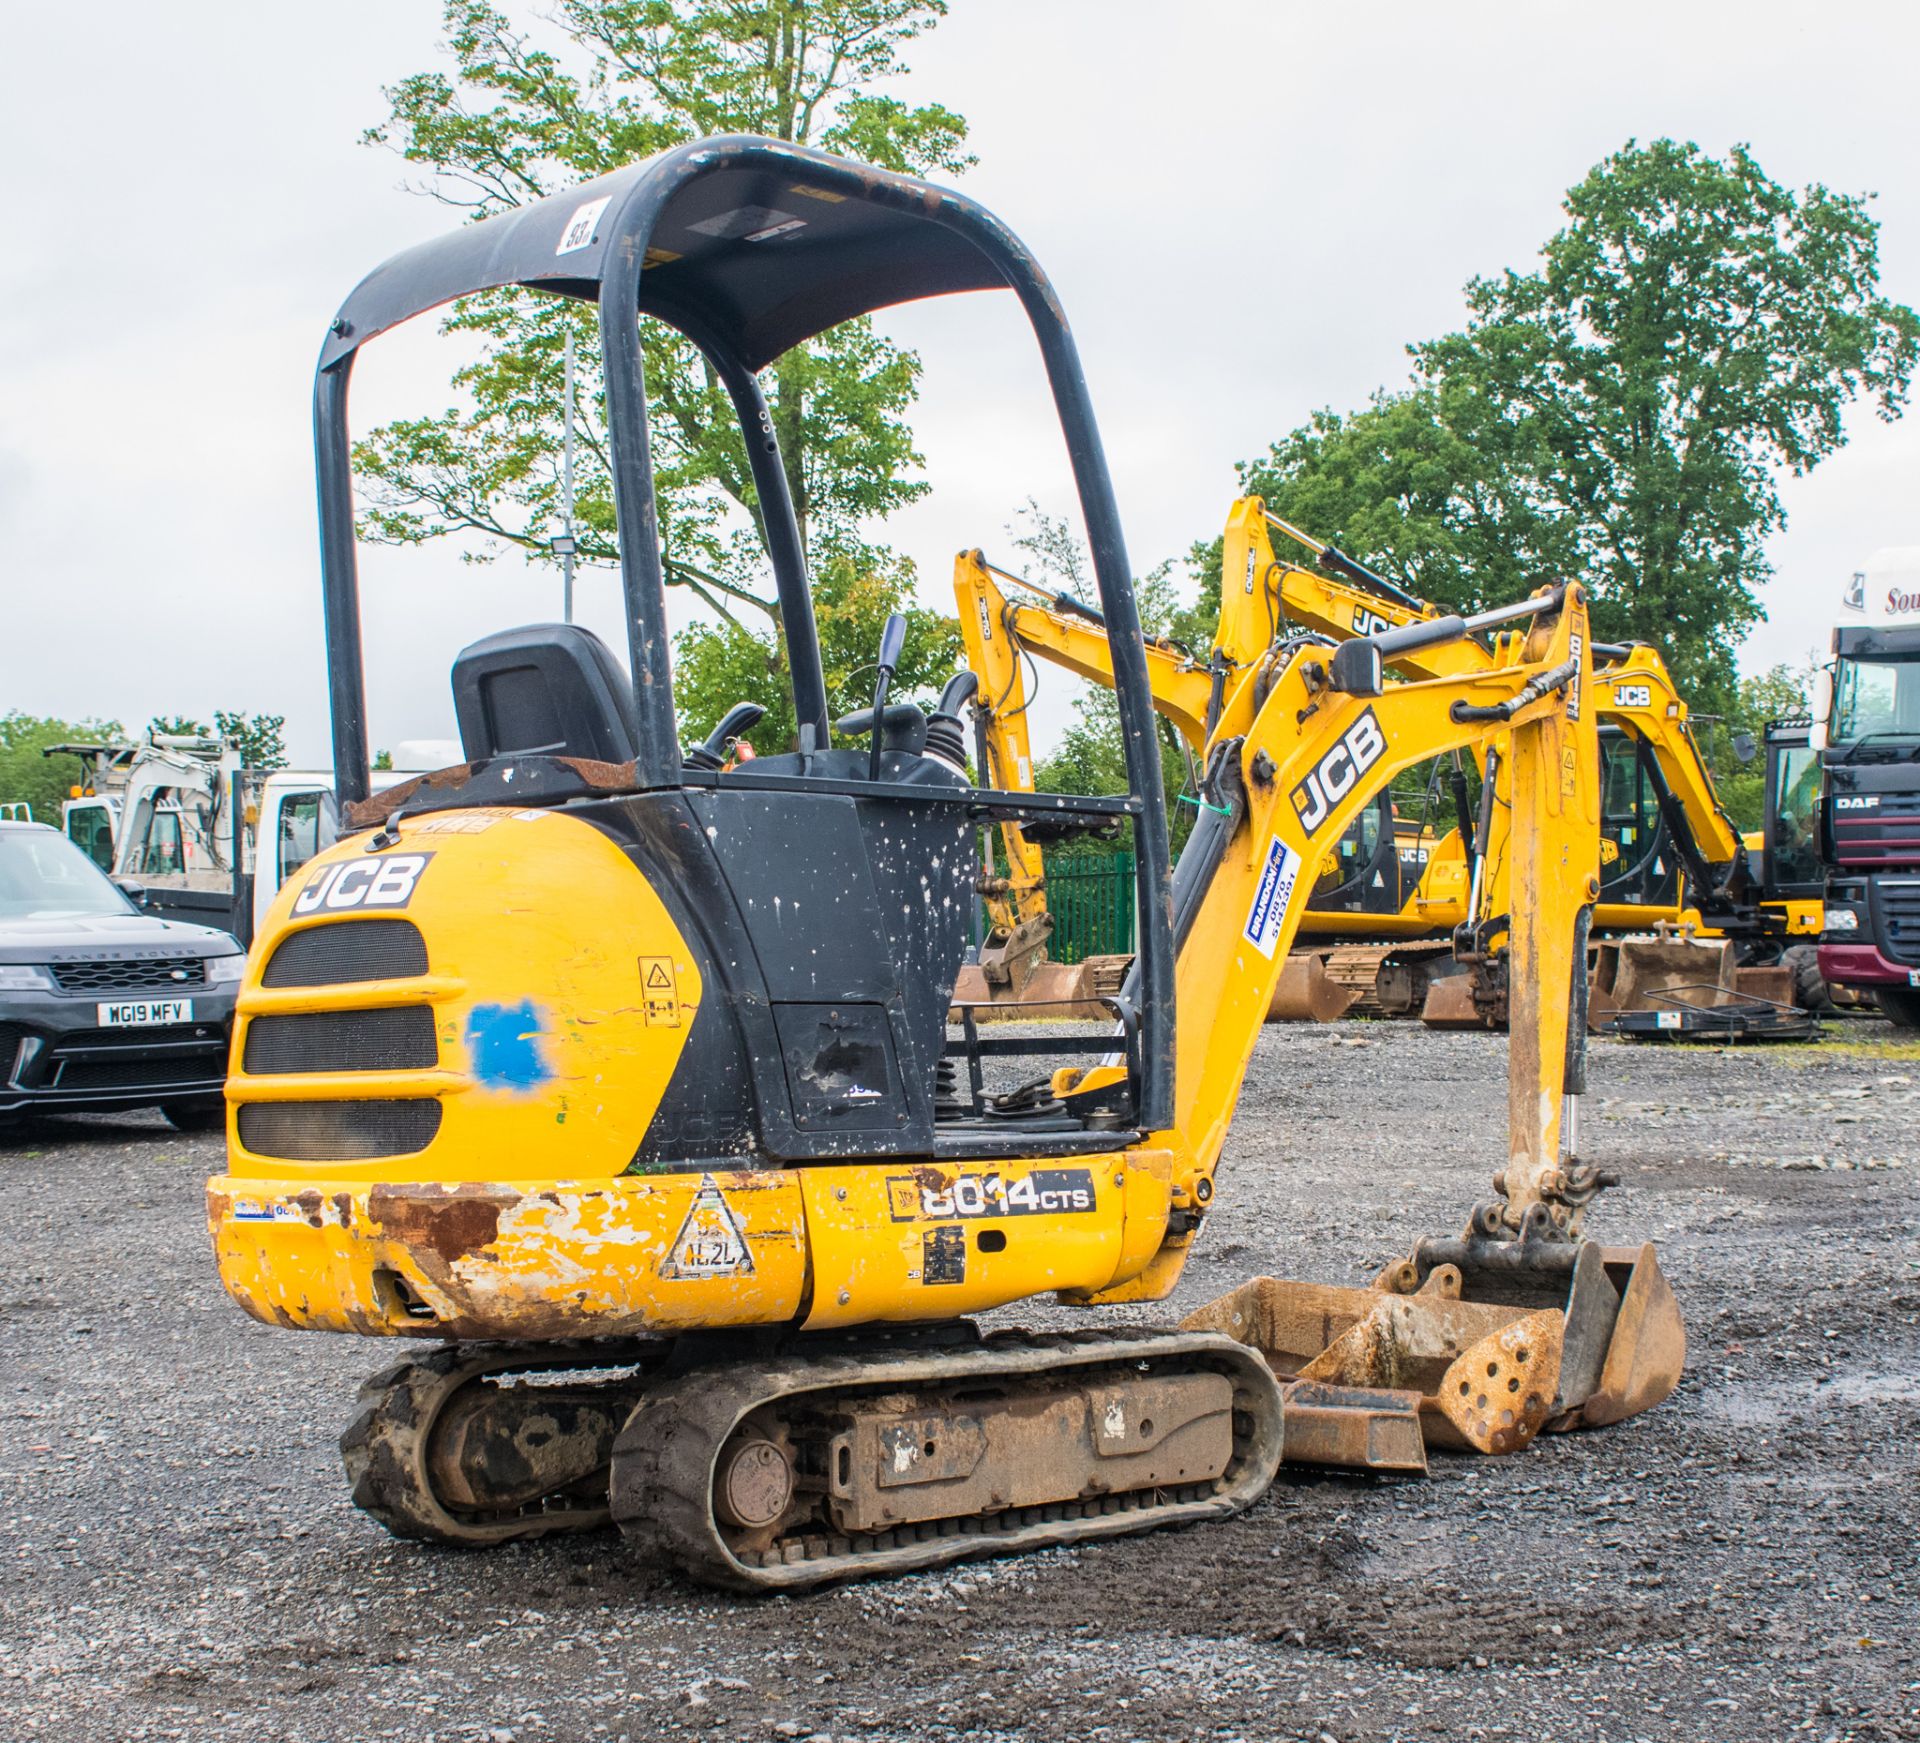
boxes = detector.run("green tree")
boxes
[1707,661,1814,832]
[355,0,970,738]
[1240,140,1920,705]
[0,714,126,824]
[672,545,960,753]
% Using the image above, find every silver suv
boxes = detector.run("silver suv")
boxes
[0,821,242,1130]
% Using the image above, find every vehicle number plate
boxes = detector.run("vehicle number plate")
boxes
[1910,970,1920,988]
[97,999,193,1027]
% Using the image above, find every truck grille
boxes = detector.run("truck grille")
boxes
[237,1098,442,1161]
[1832,813,1920,867]
[243,1006,438,1075]
[1871,879,1920,966]
[261,921,428,988]
[48,956,206,994]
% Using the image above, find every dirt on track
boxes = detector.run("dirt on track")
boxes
[1,1022,1916,1743]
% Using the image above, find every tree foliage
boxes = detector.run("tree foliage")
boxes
[1708,660,1813,832]
[355,0,971,742]
[1241,140,1920,705]
[0,713,126,823]
[146,711,289,770]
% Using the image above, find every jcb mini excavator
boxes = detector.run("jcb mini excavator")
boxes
[208,137,1682,1590]
[1224,502,1826,1025]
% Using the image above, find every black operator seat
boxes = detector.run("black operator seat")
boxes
[451,623,640,764]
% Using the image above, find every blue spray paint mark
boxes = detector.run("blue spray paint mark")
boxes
[465,1000,552,1089]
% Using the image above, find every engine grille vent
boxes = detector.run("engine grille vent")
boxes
[237,1098,442,1161]
[49,956,207,994]
[261,921,428,988]
[243,1006,438,1076]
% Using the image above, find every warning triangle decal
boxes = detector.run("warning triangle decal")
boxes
[660,1174,755,1280]
[646,962,672,988]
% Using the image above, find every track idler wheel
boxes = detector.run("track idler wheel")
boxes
[341,1342,659,1546]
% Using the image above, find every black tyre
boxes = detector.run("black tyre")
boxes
[1873,984,1920,1030]
[161,1096,227,1134]
[1778,944,1832,1012]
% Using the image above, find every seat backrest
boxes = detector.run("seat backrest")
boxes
[451,624,640,765]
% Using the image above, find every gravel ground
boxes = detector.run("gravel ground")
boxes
[2,1020,1916,1743]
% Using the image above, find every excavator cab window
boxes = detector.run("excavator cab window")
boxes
[1598,733,1677,905]
[306,136,1177,1153]
[1762,721,1822,896]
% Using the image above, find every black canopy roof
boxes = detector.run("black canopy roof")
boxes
[320,134,1014,372]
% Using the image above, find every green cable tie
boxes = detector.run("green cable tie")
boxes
[1177,792,1232,817]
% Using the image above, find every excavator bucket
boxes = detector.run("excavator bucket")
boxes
[1586,936,1733,1027]
[1183,1238,1684,1470]
[1267,952,1361,1022]
[1374,1238,1685,1433]
[1420,969,1495,1030]
[1180,1271,1566,1469]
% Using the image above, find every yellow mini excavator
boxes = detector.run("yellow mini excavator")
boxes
[209,137,1682,1591]
[1225,501,1826,1026]
[955,502,1823,1028]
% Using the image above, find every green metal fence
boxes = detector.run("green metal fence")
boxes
[1043,852,1136,963]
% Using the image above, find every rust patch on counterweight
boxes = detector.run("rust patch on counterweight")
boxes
[367,1185,508,1264]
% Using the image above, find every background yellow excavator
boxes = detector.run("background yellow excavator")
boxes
[954,500,1824,1029]
[1231,501,1827,1027]
[208,136,1681,1593]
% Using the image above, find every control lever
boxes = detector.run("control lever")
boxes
[866,613,908,782]
[922,672,979,775]
[684,701,767,771]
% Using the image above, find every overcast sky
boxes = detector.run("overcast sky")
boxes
[4,1,1918,768]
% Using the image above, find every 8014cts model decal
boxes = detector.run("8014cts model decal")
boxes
[888,1169,1097,1221]
[292,852,435,916]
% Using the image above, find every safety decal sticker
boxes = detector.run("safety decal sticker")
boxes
[292,852,434,916]
[921,1224,966,1285]
[555,195,612,255]
[660,1175,755,1280]
[1243,834,1300,959]
[639,956,681,1027]
[887,1168,1097,1222]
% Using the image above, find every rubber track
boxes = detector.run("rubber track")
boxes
[340,1340,655,1547]
[609,1326,1284,1592]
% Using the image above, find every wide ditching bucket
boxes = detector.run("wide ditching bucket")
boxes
[1182,1238,1684,1474]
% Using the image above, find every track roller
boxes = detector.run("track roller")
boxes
[609,1328,1284,1591]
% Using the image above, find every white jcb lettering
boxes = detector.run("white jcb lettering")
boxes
[293,852,434,916]
[1290,707,1389,836]
[292,865,341,916]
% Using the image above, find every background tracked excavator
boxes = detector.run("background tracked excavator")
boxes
[208,136,1682,1592]
[1227,501,1827,1028]
[955,500,1824,1029]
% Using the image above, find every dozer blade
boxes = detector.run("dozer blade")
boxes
[1381,1238,1685,1431]
[1179,1275,1566,1465]
[1267,952,1361,1023]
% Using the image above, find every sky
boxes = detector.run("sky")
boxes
[3,1,1918,769]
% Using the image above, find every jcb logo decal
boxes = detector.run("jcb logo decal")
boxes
[1613,683,1652,709]
[1351,605,1393,638]
[293,853,434,915]
[1290,708,1387,835]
